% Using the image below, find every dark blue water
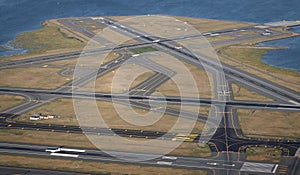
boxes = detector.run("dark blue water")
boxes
[0,0,299,71]
[259,26,300,72]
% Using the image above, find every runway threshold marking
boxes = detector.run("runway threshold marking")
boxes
[240,162,277,174]
[157,161,173,165]
[289,100,300,105]
[60,148,86,153]
[50,153,79,158]
[272,164,278,173]
[162,156,177,160]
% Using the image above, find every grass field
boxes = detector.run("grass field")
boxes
[167,105,211,117]
[0,20,85,63]
[231,84,274,101]
[0,95,25,112]
[13,26,84,53]
[80,64,155,93]
[155,61,213,98]
[12,26,85,54]
[219,46,300,92]
[0,154,206,175]
[47,52,119,69]
[245,147,282,162]
[174,16,253,32]
[131,46,158,54]
[238,109,300,139]
[0,129,210,158]
[0,67,69,89]
[17,98,205,133]
[207,35,235,43]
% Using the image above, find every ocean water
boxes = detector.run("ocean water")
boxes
[0,0,299,71]
[259,26,300,72]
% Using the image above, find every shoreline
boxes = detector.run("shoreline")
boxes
[1,16,299,75]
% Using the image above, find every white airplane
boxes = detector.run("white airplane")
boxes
[218,90,231,95]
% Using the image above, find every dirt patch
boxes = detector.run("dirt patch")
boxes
[0,95,25,112]
[0,67,69,89]
[238,109,300,139]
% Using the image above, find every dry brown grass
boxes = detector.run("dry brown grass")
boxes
[0,67,69,89]
[0,95,25,112]
[0,129,94,148]
[231,84,274,102]
[47,57,79,68]
[155,61,213,98]
[80,63,155,93]
[219,45,300,92]
[0,129,210,158]
[130,72,156,89]
[0,21,85,63]
[16,99,205,132]
[171,142,212,157]
[97,101,205,132]
[174,16,253,32]
[47,52,119,70]
[167,105,211,116]
[16,98,79,126]
[207,35,235,42]
[12,26,85,53]
[245,147,282,162]
[0,48,82,63]
[238,109,300,138]
[0,154,206,175]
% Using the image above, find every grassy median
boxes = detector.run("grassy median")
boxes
[245,147,282,162]
[0,129,211,158]
[219,46,300,92]
[231,84,274,101]
[131,46,158,54]
[0,67,69,89]
[0,95,25,112]
[0,154,207,175]
[238,109,300,139]
[16,98,205,132]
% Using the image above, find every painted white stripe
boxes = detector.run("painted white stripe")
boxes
[157,161,172,165]
[60,148,85,153]
[272,164,278,173]
[162,156,177,160]
[289,100,300,105]
[50,153,79,158]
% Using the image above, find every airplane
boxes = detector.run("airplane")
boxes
[217,90,231,95]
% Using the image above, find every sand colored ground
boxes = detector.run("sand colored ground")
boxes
[155,60,213,98]
[80,63,155,93]
[174,16,253,33]
[245,147,282,162]
[0,129,210,158]
[219,44,300,92]
[17,99,205,133]
[0,67,69,89]
[47,52,119,70]
[238,109,300,139]
[231,84,274,102]
[0,95,25,112]
[0,154,206,175]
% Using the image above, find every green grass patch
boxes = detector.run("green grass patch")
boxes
[219,46,299,76]
[12,25,85,54]
[131,46,158,54]
[246,147,282,162]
